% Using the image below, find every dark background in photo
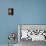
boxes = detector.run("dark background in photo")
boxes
[8,8,14,16]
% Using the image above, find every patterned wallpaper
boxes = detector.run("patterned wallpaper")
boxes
[21,25,46,30]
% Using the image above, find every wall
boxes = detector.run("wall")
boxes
[0,0,46,44]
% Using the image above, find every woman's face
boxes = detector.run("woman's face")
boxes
[8,8,14,16]
[9,9,12,13]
